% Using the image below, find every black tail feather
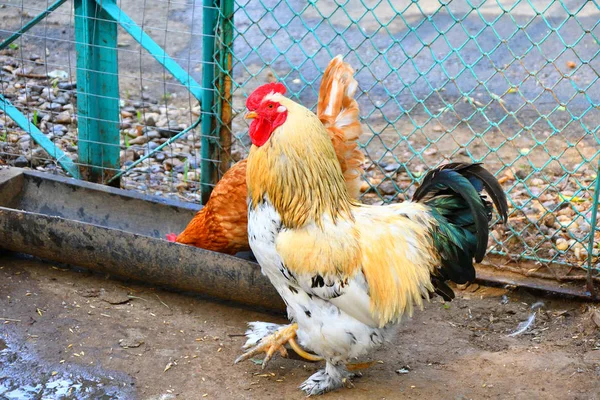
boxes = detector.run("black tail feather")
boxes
[413,163,509,300]
[441,163,509,223]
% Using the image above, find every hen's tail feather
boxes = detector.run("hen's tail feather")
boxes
[413,163,508,289]
[317,55,364,199]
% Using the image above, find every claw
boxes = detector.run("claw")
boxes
[235,323,322,369]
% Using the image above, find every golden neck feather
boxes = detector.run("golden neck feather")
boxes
[246,96,353,229]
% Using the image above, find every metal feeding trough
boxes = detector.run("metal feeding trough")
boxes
[0,167,283,311]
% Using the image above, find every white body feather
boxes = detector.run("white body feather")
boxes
[248,199,391,364]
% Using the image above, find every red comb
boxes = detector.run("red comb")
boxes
[246,82,286,110]
[166,233,178,242]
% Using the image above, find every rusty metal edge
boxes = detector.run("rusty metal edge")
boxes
[475,264,594,300]
[5,167,202,212]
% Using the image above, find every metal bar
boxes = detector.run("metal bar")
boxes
[200,0,218,204]
[0,0,67,51]
[74,0,121,184]
[107,114,201,184]
[587,160,600,298]
[215,0,234,179]
[98,0,203,102]
[0,95,81,179]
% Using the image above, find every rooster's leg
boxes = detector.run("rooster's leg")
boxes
[234,322,322,369]
[300,362,355,396]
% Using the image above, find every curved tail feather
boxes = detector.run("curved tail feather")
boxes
[413,163,508,296]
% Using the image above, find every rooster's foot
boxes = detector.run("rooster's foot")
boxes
[300,362,355,396]
[235,322,322,369]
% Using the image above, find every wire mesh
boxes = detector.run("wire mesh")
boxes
[222,0,600,276]
[0,0,211,202]
[1,0,599,279]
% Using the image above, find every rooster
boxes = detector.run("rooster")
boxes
[166,56,364,254]
[234,83,508,395]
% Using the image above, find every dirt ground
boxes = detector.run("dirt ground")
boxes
[1,252,599,399]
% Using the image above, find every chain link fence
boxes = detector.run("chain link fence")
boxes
[224,0,600,277]
[1,0,599,280]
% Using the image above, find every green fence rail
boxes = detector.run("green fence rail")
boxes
[0,0,598,281]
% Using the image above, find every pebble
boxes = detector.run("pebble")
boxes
[147,130,161,140]
[555,238,569,251]
[378,180,397,195]
[54,111,72,124]
[12,155,28,167]
[47,103,62,111]
[129,136,149,145]
[57,82,76,90]
[51,125,67,136]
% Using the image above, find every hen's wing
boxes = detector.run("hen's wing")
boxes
[318,55,365,199]
[175,160,249,255]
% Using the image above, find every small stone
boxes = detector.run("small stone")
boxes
[530,178,544,186]
[12,155,28,167]
[100,289,130,305]
[145,116,156,127]
[54,111,72,124]
[47,102,62,111]
[147,130,161,140]
[52,125,67,136]
[41,87,55,100]
[119,328,145,348]
[163,158,183,170]
[384,163,403,173]
[542,214,556,228]
[29,85,45,94]
[555,238,569,251]
[378,181,397,195]
[129,136,149,145]
[57,82,76,91]
[515,169,527,179]
[54,96,69,106]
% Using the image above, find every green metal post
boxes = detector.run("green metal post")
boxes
[587,161,600,298]
[215,0,235,179]
[200,0,217,204]
[74,0,121,185]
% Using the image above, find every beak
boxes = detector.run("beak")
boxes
[245,111,258,120]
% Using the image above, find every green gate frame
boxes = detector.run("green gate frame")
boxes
[0,0,232,201]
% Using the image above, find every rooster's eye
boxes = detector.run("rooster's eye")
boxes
[268,104,273,108]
